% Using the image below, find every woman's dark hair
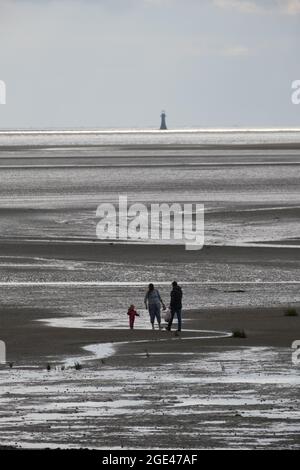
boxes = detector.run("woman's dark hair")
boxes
[148,283,154,291]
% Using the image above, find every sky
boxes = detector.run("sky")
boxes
[0,0,300,129]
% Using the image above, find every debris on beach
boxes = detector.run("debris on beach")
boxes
[232,329,247,338]
[224,289,246,293]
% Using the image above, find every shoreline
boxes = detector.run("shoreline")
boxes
[1,305,299,365]
[1,143,300,152]
[1,305,299,450]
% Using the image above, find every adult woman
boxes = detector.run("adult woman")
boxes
[144,283,166,330]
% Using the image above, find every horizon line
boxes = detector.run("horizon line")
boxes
[1,127,300,135]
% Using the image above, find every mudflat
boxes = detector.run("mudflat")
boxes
[1,304,299,364]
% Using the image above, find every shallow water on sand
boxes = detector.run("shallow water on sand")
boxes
[0,239,300,323]
[0,133,300,245]
[0,132,300,449]
[0,347,299,449]
[0,131,300,316]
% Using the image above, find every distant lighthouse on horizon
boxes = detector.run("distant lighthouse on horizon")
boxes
[160,110,167,130]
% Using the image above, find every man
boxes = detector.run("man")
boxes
[166,281,183,332]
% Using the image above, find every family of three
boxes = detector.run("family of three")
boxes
[127,281,183,332]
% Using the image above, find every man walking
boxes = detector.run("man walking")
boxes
[166,281,183,332]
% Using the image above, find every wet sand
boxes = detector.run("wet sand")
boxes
[1,300,299,450]
[0,241,299,364]
[0,240,300,264]
[0,137,299,448]
[1,304,299,364]
[0,304,299,450]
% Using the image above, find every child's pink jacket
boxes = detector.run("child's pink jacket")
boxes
[127,307,139,318]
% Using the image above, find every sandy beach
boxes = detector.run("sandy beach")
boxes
[0,136,299,449]
[0,300,299,450]
[0,240,299,450]
[1,303,299,362]
[1,240,299,364]
[0,239,300,263]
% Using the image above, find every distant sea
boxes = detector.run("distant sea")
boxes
[1,128,300,147]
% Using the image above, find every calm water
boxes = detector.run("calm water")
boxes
[1,127,300,146]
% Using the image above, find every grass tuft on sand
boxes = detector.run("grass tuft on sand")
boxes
[284,306,298,317]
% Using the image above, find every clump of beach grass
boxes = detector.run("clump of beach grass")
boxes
[74,362,82,370]
[284,306,298,317]
[232,329,247,339]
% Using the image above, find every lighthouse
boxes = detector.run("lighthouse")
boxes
[160,110,167,130]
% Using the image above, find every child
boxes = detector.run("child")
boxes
[127,304,139,330]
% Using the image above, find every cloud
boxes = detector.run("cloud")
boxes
[285,0,300,13]
[0,0,299,128]
[213,0,300,15]
[179,39,251,58]
[2,0,300,14]
[213,0,261,13]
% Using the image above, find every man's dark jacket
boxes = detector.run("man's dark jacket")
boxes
[170,285,182,311]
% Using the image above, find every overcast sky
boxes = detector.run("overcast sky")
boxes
[0,0,300,129]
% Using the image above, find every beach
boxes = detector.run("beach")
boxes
[1,302,299,361]
[1,300,300,450]
[0,131,299,449]
[0,303,299,450]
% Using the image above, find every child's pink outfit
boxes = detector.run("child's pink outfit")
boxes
[127,307,139,329]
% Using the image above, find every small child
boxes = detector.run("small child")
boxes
[127,304,139,330]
